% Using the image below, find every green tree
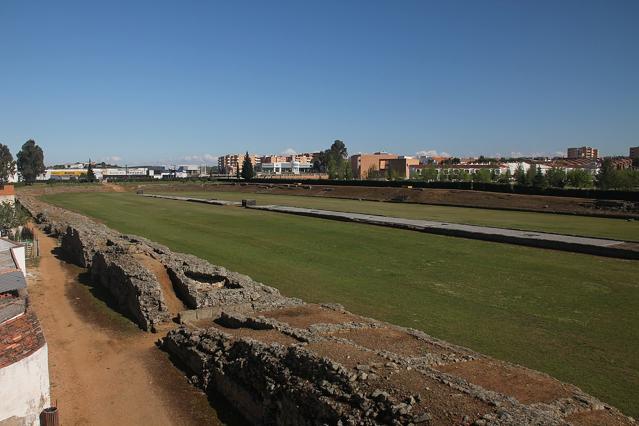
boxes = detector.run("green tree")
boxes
[596,158,619,190]
[316,140,348,178]
[545,167,567,188]
[525,164,537,186]
[472,169,492,183]
[458,170,471,182]
[532,166,548,189]
[613,169,639,190]
[341,160,353,179]
[240,152,254,180]
[514,164,527,185]
[16,139,45,184]
[497,168,512,183]
[566,169,593,188]
[421,167,438,181]
[86,160,96,182]
[0,201,29,231]
[0,144,16,184]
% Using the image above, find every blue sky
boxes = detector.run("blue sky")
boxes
[1,0,637,165]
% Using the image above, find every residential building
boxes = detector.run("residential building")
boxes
[218,154,259,175]
[567,146,599,159]
[260,161,313,175]
[350,152,400,179]
[387,157,420,179]
[0,238,50,425]
[630,147,639,159]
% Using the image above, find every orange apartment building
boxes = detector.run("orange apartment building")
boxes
[350,152,400,179]
[217,154,259,175]
[567,146,599,159]
[350,153,420,179]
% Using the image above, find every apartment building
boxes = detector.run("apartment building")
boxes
[630,147,639,159]
[350,152,400,179]
[567,146,599,159]
[218,154,259,175]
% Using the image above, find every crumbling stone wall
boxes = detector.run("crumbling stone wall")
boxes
[19,195,301,331]
[90,249,171,331]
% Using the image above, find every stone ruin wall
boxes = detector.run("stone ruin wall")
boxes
[18,195,635,425]
[19,195,299,331]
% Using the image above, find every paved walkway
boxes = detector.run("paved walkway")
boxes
[141,194,639,259]
[142,193,241,206]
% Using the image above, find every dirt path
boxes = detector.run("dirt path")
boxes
[134,253,187,315]
[26,227,225,426]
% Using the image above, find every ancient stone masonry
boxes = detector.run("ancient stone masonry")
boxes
[165,306,635,425]
[19,195,301,331]
[18,194,636,425]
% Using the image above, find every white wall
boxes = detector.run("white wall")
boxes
[11,246,26,277]
[0,345,51,426]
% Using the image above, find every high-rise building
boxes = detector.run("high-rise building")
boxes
[217,154,259,175]
[630,147,639,159]
[567,146,599,159]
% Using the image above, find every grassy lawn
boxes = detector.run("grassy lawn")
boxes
[150,190,639,242]
[42,192,639,417]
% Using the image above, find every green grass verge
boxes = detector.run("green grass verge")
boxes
[150,190,639,242]
[42,192,639,416]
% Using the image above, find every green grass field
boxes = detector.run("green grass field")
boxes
[150,190,639,242]
[42,192,639,416]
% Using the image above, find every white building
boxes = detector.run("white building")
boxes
[260,161,313,175]
[0,239,50,425]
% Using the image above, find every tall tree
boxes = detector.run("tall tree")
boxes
[240,152,254,180]
[596,158,619,190]
[566,169,593,188]
[514,164,527,185]
[86,160,96,182]
[16,140,45,184]
[545,167,567,188]
[0,144,16,185]
[532,166,548,189]
[314,140,349,178]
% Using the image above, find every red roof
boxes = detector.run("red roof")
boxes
[0,185,15,196]
[0,311,46,368]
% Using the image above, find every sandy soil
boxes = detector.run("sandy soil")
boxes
[134,253,186,316]
[26,227,226,426]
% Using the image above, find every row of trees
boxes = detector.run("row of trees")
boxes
[0,140,46,184]
[413,162,638,190]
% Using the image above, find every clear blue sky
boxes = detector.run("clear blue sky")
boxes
[1,0,637,165]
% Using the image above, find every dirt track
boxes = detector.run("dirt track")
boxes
[26,227,225,426]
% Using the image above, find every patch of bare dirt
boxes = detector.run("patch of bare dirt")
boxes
[259,304,365,329]
[564,408,635,426]
[386,369,495,425]
[205,321,301,346]
[327,327,451,358]
[134,253,186,316]
[436,359,573,405]
[305,341,386,369]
